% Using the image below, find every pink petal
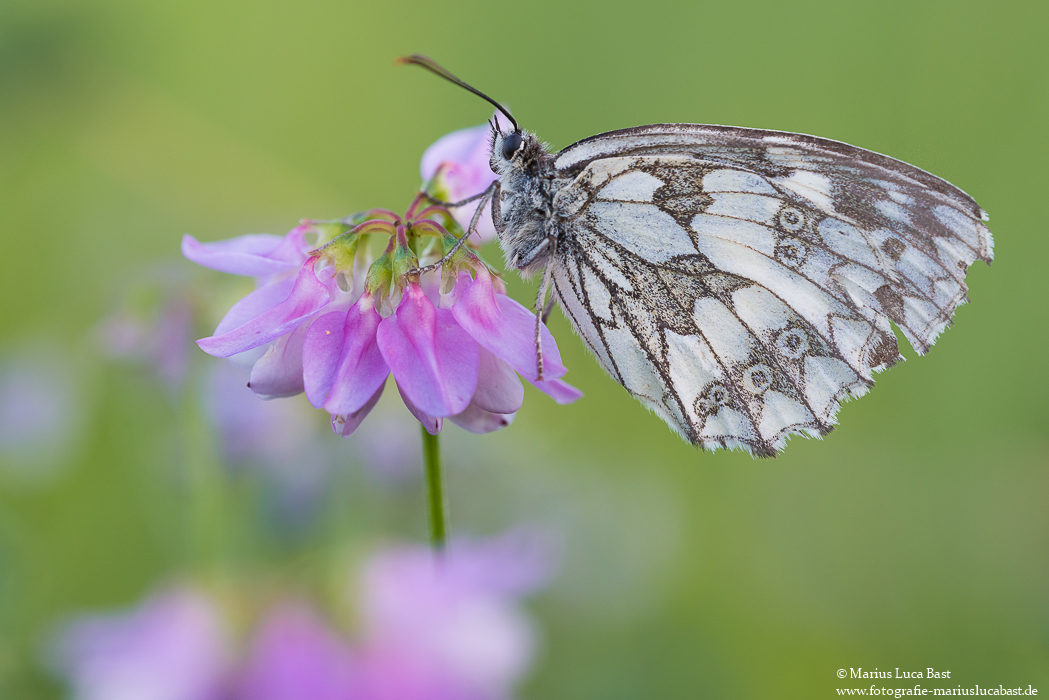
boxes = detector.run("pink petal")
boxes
[420,123,493,189]
[438,191,494,243]
[301,311,346,407]
[376,284,478,417]
[420,123,498,242]
[181,232,300,277]
[197,260,332,358]
[247,322,308,398]
[530,377,583,405]
[303,296,389,415]
[267,225,313,265]
[471,348,523,414]
[420,269,442,307]
[331,382,385,438]
[396,382,442,436]
[211,279,296,371]
[493,296,568,380]
[213,277,295,337]
[449,403,515,434]
[451,268,567,383]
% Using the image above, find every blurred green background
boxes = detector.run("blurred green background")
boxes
[1,0,1046,697]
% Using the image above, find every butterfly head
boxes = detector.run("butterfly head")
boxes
[490,128,548,177]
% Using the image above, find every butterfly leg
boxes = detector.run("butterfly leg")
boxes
[412,181,498,275]
[422,190,488,209]
[533,235,558,381]
[542,294,555,324]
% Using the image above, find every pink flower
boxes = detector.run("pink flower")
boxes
[304,265,581,438]
[234,604,358,700]
[356,529,553,700]
[0,346,84,486]
[50,588,230,700]
[232,530,553,700]
[183,199,582,440]
[183,225,348,398]
[48,531,555,700]
[96,289,194,393]
[204,361,335,525]
[420,122,498,243]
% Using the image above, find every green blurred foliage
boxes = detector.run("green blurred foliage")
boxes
[0,0,1046,697]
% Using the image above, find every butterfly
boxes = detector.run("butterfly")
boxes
[400,55,994,457]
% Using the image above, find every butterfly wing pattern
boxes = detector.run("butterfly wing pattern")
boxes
[545,124,993,456]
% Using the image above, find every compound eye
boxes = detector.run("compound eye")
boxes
[501,132,523,160]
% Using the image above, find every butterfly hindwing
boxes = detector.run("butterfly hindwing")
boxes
[548,128,992,455]
[553,216,871,455]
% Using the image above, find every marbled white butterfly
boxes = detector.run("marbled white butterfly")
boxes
[401,55,994,457]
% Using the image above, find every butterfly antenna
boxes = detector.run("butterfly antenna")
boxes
[396,54,519,133]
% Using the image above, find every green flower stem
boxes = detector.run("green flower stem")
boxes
[421,427,447,550]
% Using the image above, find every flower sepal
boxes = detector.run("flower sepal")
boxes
[414,206,462,241]
[313,232,359,274]
[364,241,396,302]
[305,221,349,248]
[391,226,419,283]
[422,165,455,206]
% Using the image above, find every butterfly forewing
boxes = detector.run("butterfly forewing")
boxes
[546,125,992,456]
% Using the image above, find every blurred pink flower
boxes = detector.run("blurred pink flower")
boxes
[236,530,554,700]
[420,122,498,243]
[356,529,553,700]
[51,588,230,700]
[203,361,333,526]
[0,347,84,486]
[97,292,194,392]
[234,604,358,700]
[49,531,555,700]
